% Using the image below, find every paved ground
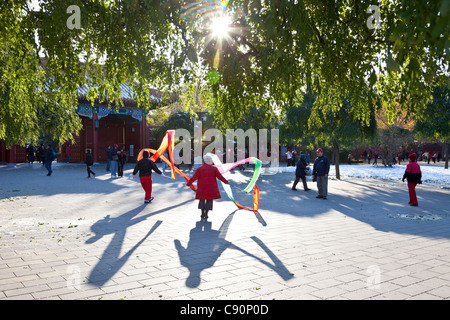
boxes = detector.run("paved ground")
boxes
[1,162,450,300]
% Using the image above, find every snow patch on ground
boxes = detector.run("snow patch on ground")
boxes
[266,164,450,187]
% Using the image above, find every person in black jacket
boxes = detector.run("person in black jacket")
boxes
[133,150,163,203]
[292,154,311,191]
[85,150,96,178]
[312,148,330,199]
[44,145,55,176]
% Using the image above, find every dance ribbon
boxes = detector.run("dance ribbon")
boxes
[209,153,261,212]
[137,130,261,211]
[137,130,176,180]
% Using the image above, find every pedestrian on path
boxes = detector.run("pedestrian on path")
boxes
[118,147,127,177]
[44,145,55,176]
[110,144,119,178]
[186,154,229,219]
[85,149,96,178]
[286,149,294,166]
[133,150,163,203]
[402,153,422,206]
[66,145,71,163]
[292,154,311,191]
[312,148,330,200]
[105,145,111,171]
[161,151,168,174]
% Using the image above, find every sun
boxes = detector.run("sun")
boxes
[210,15,232,39]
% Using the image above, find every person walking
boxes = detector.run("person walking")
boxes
[286,149,294,166]
[186,154,229,219]
[118,147,127,177]
[44,145,55,176]
[110,144,119,178]
[312,148,330,200]
[292,154,311,191]
[26,144,35,164]
[85,149,96,178]
[133,150,163,203]
[66,145,71,163]
[38,144,45,165]
[161,151,168,174]
[402,153,422,206]
[105,145,111,171]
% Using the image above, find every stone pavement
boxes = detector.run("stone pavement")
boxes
[1,162,450,300]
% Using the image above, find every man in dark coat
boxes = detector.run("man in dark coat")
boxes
[312,148,330,199]
[85,150,95,178]
[133,150,163,203]
[105,145,111,171]
[44,145,55,176]
[292,154,311,191]
[186,154,229,219]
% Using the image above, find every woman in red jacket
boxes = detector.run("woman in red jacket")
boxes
[402,153,422,206]
[187,154,229,219]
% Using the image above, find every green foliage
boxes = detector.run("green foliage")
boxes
[208,0,448,128]
[414,85,450,142]
[0,0,448,147]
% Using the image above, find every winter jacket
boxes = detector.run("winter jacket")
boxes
[295,158,307,177]
[403,161,422,183]
[44,148,55,162]
[312,156,330,177]
[187,163,229,200]
[85,153,94,166]
[133,158,162,177]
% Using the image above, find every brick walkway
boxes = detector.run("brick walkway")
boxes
[1,163,450,300]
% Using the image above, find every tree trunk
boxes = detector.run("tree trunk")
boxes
[333,139,340,179]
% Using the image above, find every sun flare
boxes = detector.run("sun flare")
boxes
[210,15,231,39]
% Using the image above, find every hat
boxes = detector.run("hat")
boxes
[203,154,213,164]
[409,153,417,161]
[316,148,323,153]
[114,144,118,148]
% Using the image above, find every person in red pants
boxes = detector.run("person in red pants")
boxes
[133,150,163,203]
[186,154,229,219]
[402,153,422,206]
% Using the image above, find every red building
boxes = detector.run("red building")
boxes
[1,84,171,164]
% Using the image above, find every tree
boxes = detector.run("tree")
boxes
[375,102,416,167]
[1,0,448,147]
[415,86,450,169]
[281,91,377,179]
[208,0,448,128]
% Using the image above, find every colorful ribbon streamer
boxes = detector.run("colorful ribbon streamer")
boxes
[208,153,260,212]
[137,130,261,212]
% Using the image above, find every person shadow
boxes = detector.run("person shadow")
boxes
[86,199,191,287]
[174,211,293,288]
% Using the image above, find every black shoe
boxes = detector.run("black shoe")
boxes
[316,195,323,199]
[292,188,297,191]
[323,197,327,200]
[144,197,154,204]
[305,188,311,191]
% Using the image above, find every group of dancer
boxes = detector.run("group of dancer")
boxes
[132,145,423,219]
[132,150,228,219]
